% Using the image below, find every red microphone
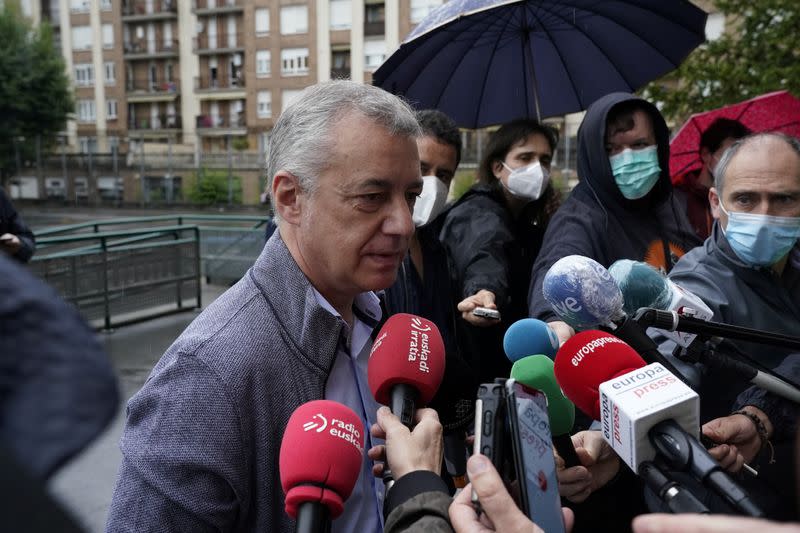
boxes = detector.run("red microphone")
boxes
[368,313,446,428]
[553,330,645,420]
[279,400,365,533]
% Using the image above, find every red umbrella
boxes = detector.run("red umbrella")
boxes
[669,90,800,182]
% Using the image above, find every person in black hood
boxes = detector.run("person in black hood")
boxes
[528,93,702,345]
[440,119,561,381]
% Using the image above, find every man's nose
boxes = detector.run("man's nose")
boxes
[384,195,415,237]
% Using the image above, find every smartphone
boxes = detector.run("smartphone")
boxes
[473,307,501,320]
[505,379,566,533]
[472,381,507,509]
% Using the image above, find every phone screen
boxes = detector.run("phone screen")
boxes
[506,379,565,533]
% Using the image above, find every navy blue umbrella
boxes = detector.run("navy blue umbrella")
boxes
[374,0,707,128]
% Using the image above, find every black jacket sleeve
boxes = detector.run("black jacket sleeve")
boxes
[440,195,514,305]
[384,471,453,533]
[734,353,800,442]
[0,190,35,262]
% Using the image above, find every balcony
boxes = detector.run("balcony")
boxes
[194,73,246,100]
[192,0,243,15]
[128,114,183,138]
[196,114,247,136]
[330,68,351,79]
[126,77,180,102]
[122,0,177,20]
[193,32,244,55]
[124,39,179,59]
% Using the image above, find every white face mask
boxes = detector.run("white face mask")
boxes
[501,161,550,201]
[412,175,449,227]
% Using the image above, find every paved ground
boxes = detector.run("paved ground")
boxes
[48,282,228,533]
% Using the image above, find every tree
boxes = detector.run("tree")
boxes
[642,0,800,125]
[187,168,243,205]
[0,2,73,185]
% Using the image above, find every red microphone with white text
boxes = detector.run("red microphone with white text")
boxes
[554,330,763,517]
[279,400,365,533]
[368,313,446,429]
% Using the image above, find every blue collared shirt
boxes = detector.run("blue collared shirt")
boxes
[314,288,385,533]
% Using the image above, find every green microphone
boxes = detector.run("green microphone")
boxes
[511,355,581,468]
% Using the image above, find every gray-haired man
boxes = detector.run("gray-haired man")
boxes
[106,81,423,532]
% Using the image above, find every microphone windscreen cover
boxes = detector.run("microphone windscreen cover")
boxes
[553,331,645,420]
[609,260,671,315]
[503,319,560,362]
[279,400,365,519]
[368,313,445,406]
[510,354,575,436]
[542,255,624,329]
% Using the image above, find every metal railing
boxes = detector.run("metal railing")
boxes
[36,214,271,287]
[123,0,177,16]
[126,77,180,93]
[195,73,245,90]
[31,225,202,330]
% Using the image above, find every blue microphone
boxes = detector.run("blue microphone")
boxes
[503,318,559,362]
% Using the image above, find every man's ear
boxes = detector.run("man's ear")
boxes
[272,171,303,225]
[700,147,713,168]
[709,187,721,220]
[491,160,505,180]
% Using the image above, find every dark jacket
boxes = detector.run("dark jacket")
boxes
[0,254,117,480]
[528,93,701,322]
[659,225,800,520]
[383,471,453,533]
[440,184,551,380]
[384,220,477,432]
[106,233,351,532]
[0,189,35,262]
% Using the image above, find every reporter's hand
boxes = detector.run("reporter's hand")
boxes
[556,430,620,502]
[367,407,443,479]
[0,233,21,255]
[449,454,574,533]
[547,320,575,346]
[457,290,497,327]
[702,407,771,472]
[633,513,798,533]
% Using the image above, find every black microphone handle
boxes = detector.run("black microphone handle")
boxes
[295,501,331,533]
[390,383,419,429]
[553,433,581,468]
[649,419,764,518]
[639,461,709,514]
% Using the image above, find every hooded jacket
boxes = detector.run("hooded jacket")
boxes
[529,93,701,322]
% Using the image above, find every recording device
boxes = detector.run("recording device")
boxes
[472,306,501,320]
[509,355,580,468]
[472,381,508,509]
[505,379,566,532]
[553,331,763,517]
[279,400,365,533]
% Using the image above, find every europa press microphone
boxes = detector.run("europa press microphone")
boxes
[502,319,580,467]
[279,400,365,533]
[542,255,688,381]
[553,330,763,517]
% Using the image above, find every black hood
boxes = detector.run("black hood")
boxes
[577,92,673,210]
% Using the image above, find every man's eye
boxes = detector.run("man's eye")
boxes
[361,193,384,203]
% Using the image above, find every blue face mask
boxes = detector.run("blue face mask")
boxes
[719,201,800,267]
[609,145,661,200]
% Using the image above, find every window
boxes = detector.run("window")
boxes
[70,0,89,13]
[280,5,308,35]
[74,63,94,86]
[101,0,112,11]
[256,50,271,77]
[282,89,302,113]
[257,91,272,119]
[71,26,92,50]
[255,8,270,35]
[365,3,384,23]
[104,62,116,85]
[77,100,96,122]
[107,100,118,120]
[280,47,309,76]
[330,0,351,30]
[410,0,442,23]
[364,39,386,70]
[102,24,114,49]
